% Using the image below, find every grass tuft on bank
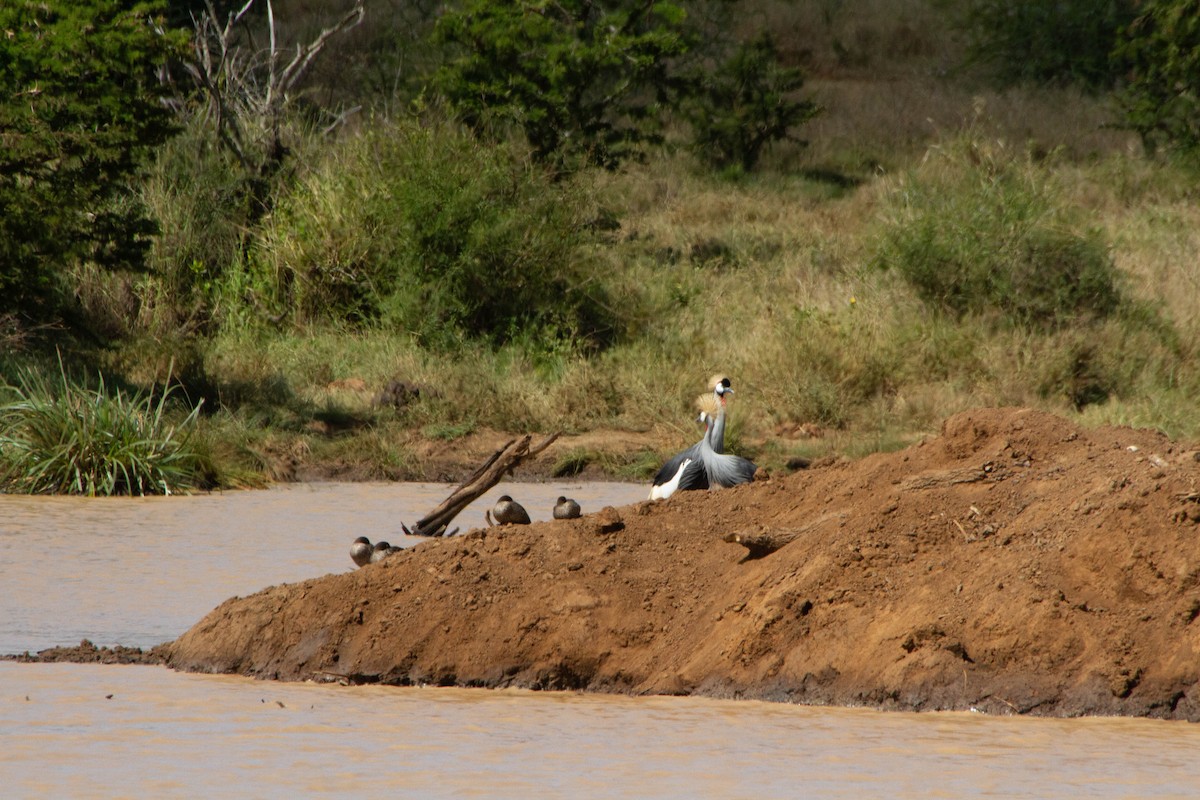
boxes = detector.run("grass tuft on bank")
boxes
[0,360,214,496]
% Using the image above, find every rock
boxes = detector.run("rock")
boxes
[591,506,624,535]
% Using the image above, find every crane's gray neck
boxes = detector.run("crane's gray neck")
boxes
[700,414,716,456]
[711,400,727,454]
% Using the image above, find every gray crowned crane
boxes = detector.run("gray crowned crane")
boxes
[693,396,757,489]
[649,376,744,499]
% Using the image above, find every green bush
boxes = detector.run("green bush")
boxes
[957,0,1135,89]
[0,360,209,496]
[0,0,186,320]
[684,33,821,173]
[873,139,1123,329]
[433,0,689,171]
[255,118,624,349]
[1114,0,1200,155]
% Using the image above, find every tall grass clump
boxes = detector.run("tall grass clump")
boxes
[0,361,209,496]
[254,116,626,350]
[873,136,1124,329]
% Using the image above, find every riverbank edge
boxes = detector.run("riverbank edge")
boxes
[6,638,1195,723]
[12,407,1200,724]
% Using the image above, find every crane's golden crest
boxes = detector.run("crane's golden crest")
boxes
[694,392,719,417]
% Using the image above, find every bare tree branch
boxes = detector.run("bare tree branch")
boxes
[279,4,366,94]
[176,0,366,174]
[402,433,561,537]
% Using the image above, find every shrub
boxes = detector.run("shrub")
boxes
[433,0,689,171]
[0,0,186,320]
[683,33,821,173]
[873,138,1123,329]
[1114,0,1200,155]
[0,360,209,496]
[255,118,625,349]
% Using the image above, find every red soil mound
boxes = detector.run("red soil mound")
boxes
[167,407,1200,719]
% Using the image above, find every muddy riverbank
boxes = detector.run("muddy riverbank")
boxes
[158,407,1200,720]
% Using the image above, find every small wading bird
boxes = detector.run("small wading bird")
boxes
[553,496,582,519]
[350,536,373,567]
[648,376,735,500]
[487,495,531,526]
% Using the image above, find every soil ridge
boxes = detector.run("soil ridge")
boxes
[163,407,1200,719]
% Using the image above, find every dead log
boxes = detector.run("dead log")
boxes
[402,432,560,537]
[723,526,802,559]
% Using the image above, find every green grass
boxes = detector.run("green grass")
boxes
[422,420,477,441]
[102,136,1200,484]
[553,446,665,481]
[0,359,211,496]
[551,448,596,478]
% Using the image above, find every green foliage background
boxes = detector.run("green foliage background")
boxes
[0,0,186,319]
[958,0,1137,89]
[252,119,623,348]
[1115,0,1200,154]
[4,0,1200,492]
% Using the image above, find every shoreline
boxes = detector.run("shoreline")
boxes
[14,408,1200,723]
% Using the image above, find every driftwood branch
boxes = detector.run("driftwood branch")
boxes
[723,527,803,559]
[403,432,560,537]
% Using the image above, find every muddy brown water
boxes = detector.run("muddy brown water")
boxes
[3,482,1199,797]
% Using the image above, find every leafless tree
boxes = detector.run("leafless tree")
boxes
[178,0,365,175]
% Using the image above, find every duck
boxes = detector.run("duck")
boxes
[489,495,531,525]
[350,536,373,567]
[370,540,400,563]
[553,496,582,519]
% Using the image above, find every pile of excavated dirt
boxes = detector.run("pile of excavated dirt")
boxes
[167,407,1200,720]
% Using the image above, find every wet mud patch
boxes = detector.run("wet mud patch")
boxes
[4,639,170,666]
